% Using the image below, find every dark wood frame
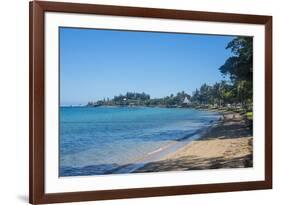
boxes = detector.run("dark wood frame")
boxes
[29,1,272,204]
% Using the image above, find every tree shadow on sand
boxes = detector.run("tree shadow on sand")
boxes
[134,154,253,173]
[135,114,254,173]
[60,153,253,177]
[197,118,252,141]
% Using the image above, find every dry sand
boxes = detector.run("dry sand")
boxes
[134,111,253,173]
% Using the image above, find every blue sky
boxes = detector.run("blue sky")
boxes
[60,27,234,105]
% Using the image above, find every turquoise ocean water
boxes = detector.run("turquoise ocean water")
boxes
[59,107,220,176]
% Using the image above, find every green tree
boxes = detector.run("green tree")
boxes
[219,37,253,82]
[219,37,253,109]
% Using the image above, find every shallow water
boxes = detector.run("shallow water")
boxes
[59,107,220,176]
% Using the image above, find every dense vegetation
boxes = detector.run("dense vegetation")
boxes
[191,37,253,111]
[87,36,253,111]
[87,91,191,107]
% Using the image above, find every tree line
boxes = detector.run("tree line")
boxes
[191,36,253,111]
[87,91,191,107]
[87,36,253,111]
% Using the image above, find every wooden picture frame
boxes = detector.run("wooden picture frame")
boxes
[29,1,272,204]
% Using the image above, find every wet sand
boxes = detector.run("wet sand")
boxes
[134,111,253,173]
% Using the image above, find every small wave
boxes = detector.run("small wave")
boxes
[148,148,164,155]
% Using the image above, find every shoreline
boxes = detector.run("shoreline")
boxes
[60,108,253,176]
[133,110,253,173]
[60,108,221,176]
[112,125,218,174]
[108,111,221,174]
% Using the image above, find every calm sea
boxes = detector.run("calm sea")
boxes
[59,107,220,176]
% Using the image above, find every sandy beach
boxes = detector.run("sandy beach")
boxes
[134,111,253,173]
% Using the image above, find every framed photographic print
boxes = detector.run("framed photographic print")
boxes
[29,1,272,204]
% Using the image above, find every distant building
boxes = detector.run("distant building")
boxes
[183,96,190,105]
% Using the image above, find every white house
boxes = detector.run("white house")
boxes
[183,96,191,105]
